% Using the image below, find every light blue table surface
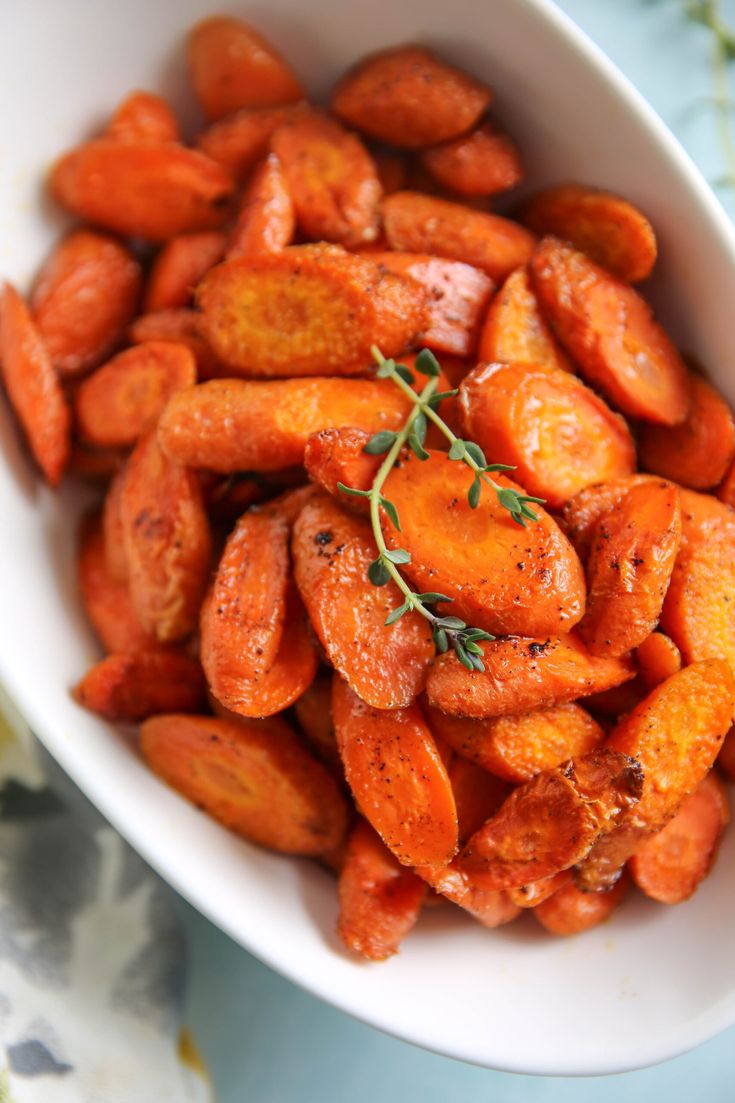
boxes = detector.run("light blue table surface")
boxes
[181,3,735,1099]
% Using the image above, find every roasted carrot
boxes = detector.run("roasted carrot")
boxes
[533,871,629,935]
[128,308,222,380]
[426,702,604,783]
[561,474,661,561]
[629,772,729,904]
[420,119,522,197]
[141,712,347,855]
[580,481,681,657]
[75,341,196,448]
[427,633,635,720]
[638,375,735,489]
[226,153,295,258]
[303,427,379,512]
[383,191,535,281]
[659,489,735,670]
[293,675,340,771]
[332,677,457,866]
[634,632,681,690]
[77,513,159,654]
[73,651,206,721]
[530,237,689,424]
[50,140,234,242]
[293,495,434,709]
[197,248,426,377]
[106,90,180,143]
[478,265,573,372]
[508,870,572,909]
[337,818,426,961]
[31,229,141,377]
[459,749,642,890]
[415,861,521,928]
[331,46,491,149]
[522,185,656,282]
[68,441,126,482]
[158,377,411,472]
[447,755,510,843]
[576,659,735,891]
[373,150,409,195]
[0,282,70,486]
[144,231,226,312]
[382,449,586,637]
[270,110,382,246]
[459,362,635,509]
[102,466,128,583]
[120,429,211,642]
[370,252,495,358]
[187,16,304,119]
[196,104,297,180]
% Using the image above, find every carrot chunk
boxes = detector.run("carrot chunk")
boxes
[31,230,142,377]
[144,231,226,312]
[271,110,381,246]
[128,308,222,380]
[561,473,661,561]
[74,651,206,721]
[580,481,681,657]
[382,449,586,637]
[533,871,629,935]
[459,749,643,890]
[141,712,347,855]
[576,660,735,891]
[331,46,491,149]
[426,702,604,783]
[102,467,129,583]
[332,677,458,866]
[420,119,523,197]
[106,90,180,143]
[370,252,495,358]
[293,495,434,710]
[293,675,340,771]
[196,104,297,180]
[414,861,521,928]
[120,429,211,642]
[447,756,510,843]
[629,772,729,904]
[158,377,410,473]
[521,185,657,283]
[459,362,635,509]
[50,140,234,242]
[226,153,295,258]
[337,818,426,961]
[188,16,304,119]
[634,632,681,690]
[196,248,426,377]
[508,870,572,909]
[383,191,535,281]
[531,237,689,425]
[75,342,196,448]
[0,282,70,486]
[639,375,735,489]
[659,489,735,669]
[427,633,635,720]
[478,265,573,372]
[304,426,379,512]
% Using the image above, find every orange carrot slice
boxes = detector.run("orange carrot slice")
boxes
[639,374,735,489]
[74,651,205,721]
[478,265,573,372]
[226,153,295,258]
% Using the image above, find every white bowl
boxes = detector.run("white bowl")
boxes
[3,0,735,1077]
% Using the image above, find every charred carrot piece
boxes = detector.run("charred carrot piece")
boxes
[0,282,70,486]
[337,818,426,961]
[226,153,295,258]
[31,229,142,376]
[332,677,458,867]
[73,651,206,721]
[639,374,735,490]
[141,712,347,855]
[75,341,196,448]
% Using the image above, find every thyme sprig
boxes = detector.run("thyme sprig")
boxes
[337,347,545,670]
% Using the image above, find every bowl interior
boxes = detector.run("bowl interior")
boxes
[2,0,735,1076]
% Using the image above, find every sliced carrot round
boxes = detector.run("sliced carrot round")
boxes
[634,632,681,690]
[141,712,347,855]
[478,265,573,372]
[639,374,735,489]
[332,677,458,867]
[533,871,629,935]
[303,426,378,512]
[106,90,180,144]
[226,152,295,258]
[420,119,523,197]
[196,104,296,181]
[459,361,635,509]
[74,651,206,721]
[144,231,226,312]
[561,473,661,561]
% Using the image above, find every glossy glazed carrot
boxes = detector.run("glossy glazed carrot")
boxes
[144,231,226,312]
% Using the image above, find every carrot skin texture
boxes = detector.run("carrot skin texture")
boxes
[31,229,142,376]
[73,651,206,721]
[332,677,458,867]
[188,16,304,119]
[141,712,347,855]
[226,153,295,258]
[144,231,226,312]
[50,140,234,242]
[337,819,426,961]
[0,282,70,486]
